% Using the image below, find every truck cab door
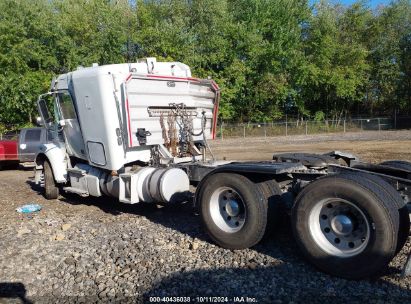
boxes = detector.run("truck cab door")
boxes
[55,91,86,159]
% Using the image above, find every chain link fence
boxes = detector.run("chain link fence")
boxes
[217,117,410,139]
[1,117,410,141]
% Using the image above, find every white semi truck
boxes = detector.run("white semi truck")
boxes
[35,58,411,279]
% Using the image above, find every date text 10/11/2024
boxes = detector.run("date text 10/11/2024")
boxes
[148,296,258,303]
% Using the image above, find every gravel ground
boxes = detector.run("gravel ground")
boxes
[1,131,411,303]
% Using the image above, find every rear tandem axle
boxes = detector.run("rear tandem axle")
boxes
[184,152,411,279]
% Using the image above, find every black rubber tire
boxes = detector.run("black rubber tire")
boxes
[255,179,283,237]
[199,173,267,249]
[379,160,411,252]
[292,173,399,279]
[380,160,411,171]
[351,173,409,254]
[43,160,59,199]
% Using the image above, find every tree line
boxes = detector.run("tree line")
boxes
[0,0,410,131]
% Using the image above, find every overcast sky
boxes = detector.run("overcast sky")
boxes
[309,0,392,9]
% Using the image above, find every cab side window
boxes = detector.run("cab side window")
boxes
[57,92,77,119]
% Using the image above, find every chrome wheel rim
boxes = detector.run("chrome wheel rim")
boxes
[209,187,246,233]
[309,198,370,257]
